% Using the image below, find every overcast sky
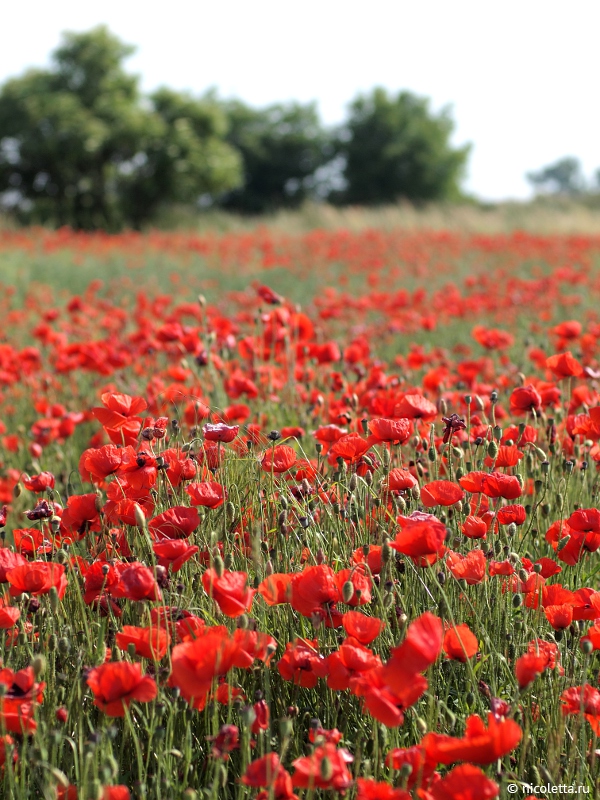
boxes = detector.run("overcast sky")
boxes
[2,0,599,201]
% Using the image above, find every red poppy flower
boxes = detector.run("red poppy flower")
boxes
[291,565,341,618]
[509,385,542,414]
[393,394,437,420]
[203,422,239,442]
[186,482,226,509]
[385,746,434,790]
[86,661,157,717]
[443,624,479,662]
[258,573,293,606]
[422,712,522,765]
[446,549,486,585]
[561,684,600,734]
[461,515,488,539]
[496,504,526,526]
[327,434,372,465]
[385,469,418,493]
[291,742,353,791]
[546,351,583,378]
[261,445,297,473]
[115,624,171,660]
[421,480,464,508]
[367,417,411,444]
[428,764,499,800]
[241,753,295,800]
[6,562,67,599]
[22,472,55,493]
[148,506,200,540]
[391,514,447,564]
[277,638,328,689]
[111,563,161,602]
[202,568,255,617]
[153,540,199,573]
[169,627,241,705]
[342,611,385,644]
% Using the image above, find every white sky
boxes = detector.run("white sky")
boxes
[2,0,599,201]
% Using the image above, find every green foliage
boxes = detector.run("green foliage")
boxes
[333,87,470,205]
[527,156,586,196]
[219,100,331,213]
[0,27,242,230]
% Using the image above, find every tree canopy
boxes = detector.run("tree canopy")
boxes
[333,87,470,205]
[0,27,242,229]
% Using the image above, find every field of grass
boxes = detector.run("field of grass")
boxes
[0,223,600,798]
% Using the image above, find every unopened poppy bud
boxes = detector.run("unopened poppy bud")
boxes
[48,585,60,613]
[58,637,71,655]
[382,541,392,563]
[349,473,358,492]
[127,643,137,659]
[279,717,293,739]
[439,398,448,416]
[487,441,499,459]
[237,614,249,630]
[382,448,391,468]
[507,523,517,537]
[213,556,225,578]
[411,485,420,501]
[48,633,58,651]
[399,762,413,780]
[581,639,594,655]
[319,757,333,781]
[12,483,22,499]
[265,560,274,576]
[361,418,369,434]
[428,447,437,462]
[452,446,463,459]
[395,495,406,512]
[512,593,523,608]
[474,395,485,411]
[416,718,427,735]
[518,568,529,582]
[341,581,355,604]
[33,654,46,677]
[224,553,234,570]
[133,504,146,529]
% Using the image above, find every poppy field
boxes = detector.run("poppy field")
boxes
[2,226,600,799]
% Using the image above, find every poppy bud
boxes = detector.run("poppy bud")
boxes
[507,523,517,537]
[382,541,392,564]
[512,593,523,608]
[224,553,234,570]
[48,585,60,613]
[428,447,437,462]
[311,611,323,630]
[487,441,499,459]
[237,614,249,630]
[411,485,420,501]
[581,639,594,655]
[33,654,46,677]
[319,757,333,782]
[127,643,137,659]
[213,556,225,578]
[12,483,21,499]
[557,535,570,552]
[279,717,293,739]
[342,581,355,604]
[133,504,146,529]
[395,495,406,512]
[474,396,485,411]
[416,718,427,735]
[58,637,71,655]
[399,762,413,780]
[361,418,369,434]
[452,446,463,459]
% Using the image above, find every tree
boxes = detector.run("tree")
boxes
[527,157,586,196]
[218,100,331,213]
[333,87,470,205]
[0,27,242,229]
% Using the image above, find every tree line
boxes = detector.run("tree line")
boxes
[0,27,471,230]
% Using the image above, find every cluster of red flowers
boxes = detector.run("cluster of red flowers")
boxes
[0,228,599,796]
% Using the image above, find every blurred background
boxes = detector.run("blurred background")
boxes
[1,0,599,231]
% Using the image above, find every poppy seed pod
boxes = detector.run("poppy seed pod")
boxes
[487,441,499,459]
